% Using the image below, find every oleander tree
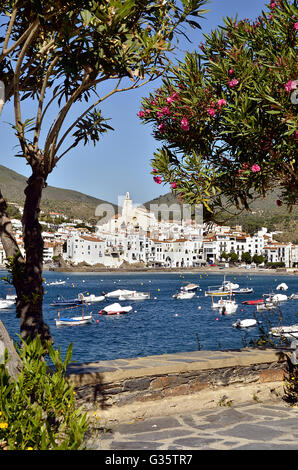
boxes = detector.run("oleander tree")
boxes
[0,0,209,342]
[138,0,298,216]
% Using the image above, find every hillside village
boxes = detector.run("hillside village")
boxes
[1,192,298,271]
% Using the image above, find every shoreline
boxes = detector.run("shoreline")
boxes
[45,266,298,276]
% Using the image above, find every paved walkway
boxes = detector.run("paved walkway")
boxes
[86,401,298,451]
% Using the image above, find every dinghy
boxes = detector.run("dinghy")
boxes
[233,319,257,328]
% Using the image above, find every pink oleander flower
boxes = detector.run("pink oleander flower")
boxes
[295,130,298,139]
[207,108,216,117]
[152,168,158,173]
[157,111,164,118]
[158,122,166,133]
[284,80,297,93]
[161,106,171,115]
[181,117,189,131]
[217,99,227,108]
[228,69,234,75]
[145,109,151,114]
[228,78,239,88]
[251,164,261,173]
[171,182,177,189]
[153,176,162,184]
[151,100,157,105]
[166,96,173,104]
[270,2,276,8]
[137,110,145,118]
[276,200,283,207]
[294,22,298,30]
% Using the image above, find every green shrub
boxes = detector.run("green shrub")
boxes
[0,337,88,450]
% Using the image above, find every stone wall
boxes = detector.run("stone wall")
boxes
[67,348,289,420]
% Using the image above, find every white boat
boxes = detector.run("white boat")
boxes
[6,294,16,302]
[218,299,238,315]
[233,319,257,328]
[0,298,15,309]
[47,280,66,286]
[211,292,238,314]
[269,324,298,339]
[289,294,298,300]
[276,283,288,291]
[55,314,93,326]
[99,303,133,315]
[266,293,288,303]
[119,291,150,300]
[181,283,199,292]
[206,276,253,296]
[78,293,105,303]
[105,289,136,298]
[256,302,275,311]
[173,291,196,299]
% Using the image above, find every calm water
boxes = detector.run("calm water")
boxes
[0,270,297,363]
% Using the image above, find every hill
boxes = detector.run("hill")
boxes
[144,191,298,243]
[0,165,118,222]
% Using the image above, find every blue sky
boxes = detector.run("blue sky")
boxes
[0,0,270,205]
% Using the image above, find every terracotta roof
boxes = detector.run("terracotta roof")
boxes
[81,236,104,242]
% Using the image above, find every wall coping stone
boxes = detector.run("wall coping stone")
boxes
[67,348,286,388]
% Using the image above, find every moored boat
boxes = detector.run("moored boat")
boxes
[50,295,83,307]
[269,324,298,339]
[242,299,264,305]
[119,291,150,300]
[99,303,133,315]
[0,298,15,309]
[55,314,93,326]
[232,319,257,328]
[173,291,196,299]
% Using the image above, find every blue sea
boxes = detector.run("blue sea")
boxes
[0,270,297,364]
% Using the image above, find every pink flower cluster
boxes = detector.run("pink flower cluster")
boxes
[294,22,298,30]
[284,80,297,93]
[228,78,239,88]
[251,164,261,173]
[153,175,162,184]
[181,116,189,131]
[207,99,227,118]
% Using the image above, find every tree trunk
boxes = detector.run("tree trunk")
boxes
[18,172,52,343]
[0,189,26,321]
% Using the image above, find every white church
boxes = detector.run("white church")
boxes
[98,192,157,234]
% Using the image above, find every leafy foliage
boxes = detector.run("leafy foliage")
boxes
[138,0,298,213]
[0,337,87,450]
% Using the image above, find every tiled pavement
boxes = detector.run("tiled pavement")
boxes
[86,402,298,451]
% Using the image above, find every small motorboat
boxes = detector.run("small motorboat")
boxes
[50,295,83,307]
[276,283,288,291]
[218,299,238,315]
[256,302,275,311]
[105,289,136,298]
[181,283,200,292]
[231,287,254,294]
[78,293,105,303]
[119,291,150,300]
[173,291,196,299]
[266,294,288,303]
[269,324,298,339]
[46,280,66,286]
[99,303,133,315]
[242,299,264,305]
[233,319,257,328]
[6,294,16,302]
[0,298,15,309]
[289,294,298,300]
